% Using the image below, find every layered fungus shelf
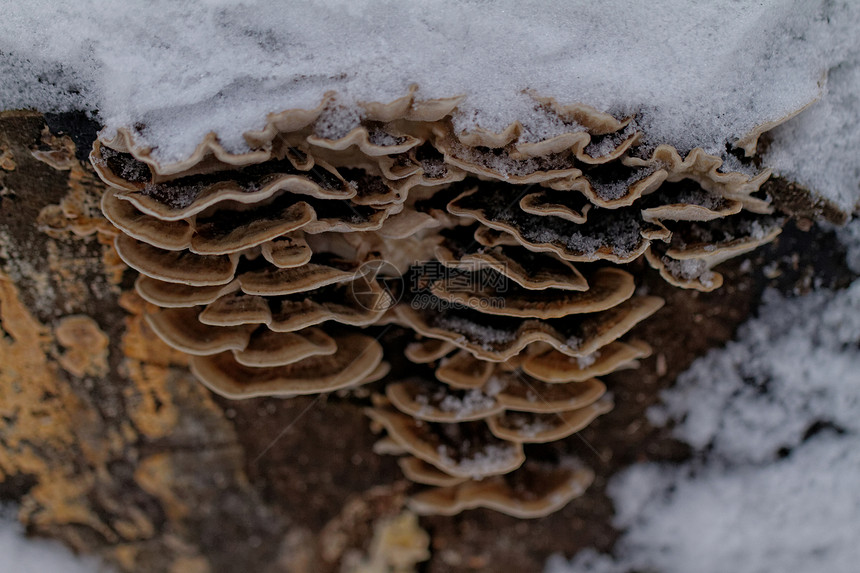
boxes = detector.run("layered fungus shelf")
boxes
[91,88,784,518]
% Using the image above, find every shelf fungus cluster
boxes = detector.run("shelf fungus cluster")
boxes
[91,87,784,518]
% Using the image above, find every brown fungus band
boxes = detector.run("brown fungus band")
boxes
[93,87,786,519]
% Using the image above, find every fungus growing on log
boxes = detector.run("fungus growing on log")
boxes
[91,86,788,518]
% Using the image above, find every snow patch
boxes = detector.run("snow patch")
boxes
[764,16,860,214]
[0,2,843,165]
[547,233,860,572]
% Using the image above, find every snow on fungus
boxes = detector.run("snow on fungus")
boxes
[92,85,796,518]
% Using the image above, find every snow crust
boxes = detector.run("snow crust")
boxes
[2,1,857,210]
[547,244,860,572]
[0,3,853,184]
[656,285,860,463]
[548,437,860,573]
[765,39,860,213]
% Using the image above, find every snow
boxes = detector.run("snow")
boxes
[1,1,858,212]
[0,508,109,573]
[763,14,860,214]
[547,439,860,573]
[836,217,860,273]
[413,385,497,419]
[436,443,520,480]
[652,281,860,464]
[575,352,598,369]
[501,412,558,439]
[437,389,496,416]
[546,230,860,573]
[661,257,715,286]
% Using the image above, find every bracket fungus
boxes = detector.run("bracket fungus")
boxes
[92,86,790,519]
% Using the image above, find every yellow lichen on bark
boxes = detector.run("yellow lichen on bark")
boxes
[55,315,110,378]
[0,112,291,572]
[0,271,114,538]
[119,291,189,368]
[0,250,236,567]
[119,290,198,440]
[353,511,431,573]
[134,454,190,522]
[35,129,114,238]
[0,237,219,553]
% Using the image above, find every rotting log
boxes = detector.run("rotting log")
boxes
[0,110,854,573]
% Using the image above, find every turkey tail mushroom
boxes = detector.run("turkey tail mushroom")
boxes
[93,84,788,518]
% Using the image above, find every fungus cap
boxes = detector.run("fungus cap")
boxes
[364,408,525,480]
[386,380,504,423]
[190,332,384,398]
[521,340,652,383]
[486,399,613,443]
[407,462,595,519]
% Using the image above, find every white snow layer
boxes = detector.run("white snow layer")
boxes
[765,48,860,213]
[0,509,108,573]
[547,246,860,573]
[837,218,860,273]
[0,1,858,210]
